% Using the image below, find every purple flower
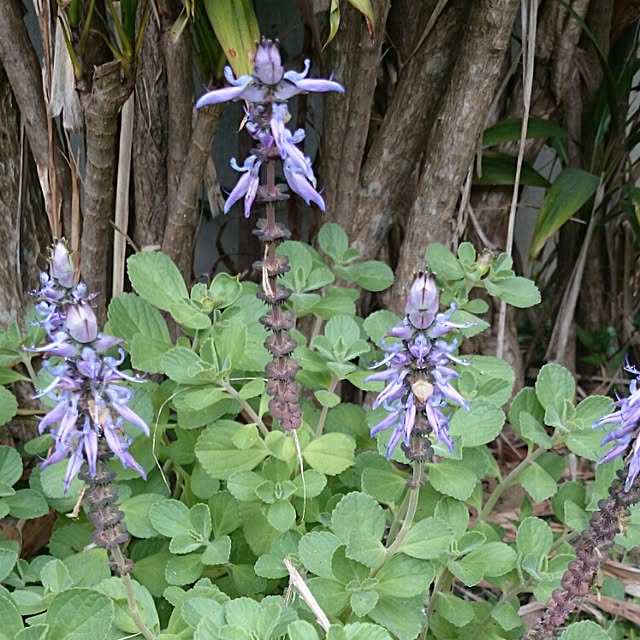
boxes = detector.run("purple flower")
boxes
[32,243,149,493]
[593,363,640,490]
[196,38,343,217]
[367,273,473,459]
[195,38,344,108]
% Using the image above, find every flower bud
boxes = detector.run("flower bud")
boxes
[66,303,98,343]
[254,39,284,85]
[50,240,75,288]
[405,273,439,329]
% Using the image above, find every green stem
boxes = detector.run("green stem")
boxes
[421,567,453,639]
[315,376,339,437]
[385,461,424,558]
[478,438,558,521]
[387,490,411,543]
[111,546,155,640]
[221,380,270,437]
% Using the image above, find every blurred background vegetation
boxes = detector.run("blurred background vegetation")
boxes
[0,0,639,393]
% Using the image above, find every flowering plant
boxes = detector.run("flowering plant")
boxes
[0,38,637,640]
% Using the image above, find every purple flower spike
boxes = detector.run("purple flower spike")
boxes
[368,273,470,459]
[32,242,150,493]
[593,362,640,490]
[195,37,343,217]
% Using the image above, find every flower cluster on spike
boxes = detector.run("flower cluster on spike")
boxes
[196,38,344,217]
[593,362,640,490]
[367,273,473,459]
[31,241,149,493]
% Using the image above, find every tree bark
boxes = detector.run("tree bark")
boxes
[80,61,132,323]
[338,0,469,259]
[132,12,169,250]
[162,105,223,278]
[0,64,49,324]
[389,0,519,310]
[320,0,391,219]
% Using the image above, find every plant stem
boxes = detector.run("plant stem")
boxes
[387,489,411,543]
[315,376,339,437]
[385,461,423,558]
[421,567,453,639]
[478,440,555,520]
[111,545,155,640]
[221,380,270,437]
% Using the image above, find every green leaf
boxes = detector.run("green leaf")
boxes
[130,333,172,374]
[449,402,505,448]
[318,223,350,263]
[169,299,212,330]
[0,585,24,637]
[15,626,49,640]
[303,433,355,475]
[335,261,393,292]
[361,467,407,504]
[559,620,610,640]
[0,369,28,384]
[212,319,248,370]
[210,491,241,536]
[5,489,49,519]
[351,589,378,617]
[397,517,454,559]
[331,492,386,568]
[299,531,342,579]
[196,422,268,480]
[0,445,22,487]
[315,390,341,408]
[435,593,474,627]
[484,276,541,308]
[166,553,204,586]
[482,117,569,147]
[119,494,166,539]
[535,363,575,417]
[0,387,17,426]
[127,251,188,311]
[530,168,600,259]
[288,620,320,640]
[107,292,171,344]
[0,548,18,582]
[368,596,425,640]
[203,0,260,77]
[40,559,73,593]
[426,244,464,280]
[509,387,545,431]
[428,461,479,501]
[520,462,559,502]
[475,153,550,187]
[149,499,191,537]
[516,517,553,577]
[208,273,242,309]
[202,536,231,565]
[267,500,296,532]
[375,555,434,598]
[46,588,114,640]
[39,460,84,499]
[463,541,516,577]
[363,310,398,344]
[161,347,220,385]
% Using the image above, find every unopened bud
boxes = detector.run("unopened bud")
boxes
[66,303,98,343]
[405,273,439,329]
[50,240,75,288]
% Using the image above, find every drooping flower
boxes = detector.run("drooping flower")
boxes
[593,363,640,490]
[31,242,149,492]
[195,38,343,217]
[367,273,473,459]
